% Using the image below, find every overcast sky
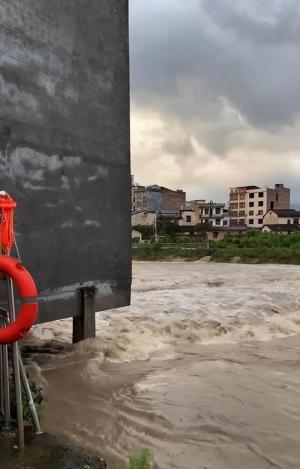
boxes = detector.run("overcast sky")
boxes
[129,0,300,203]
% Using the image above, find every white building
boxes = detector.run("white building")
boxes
[202,202,229,227]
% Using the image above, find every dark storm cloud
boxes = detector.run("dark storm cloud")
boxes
[130,0,300,202]
[130,0,300,136]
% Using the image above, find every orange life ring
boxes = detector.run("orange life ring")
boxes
[0,256,38,344]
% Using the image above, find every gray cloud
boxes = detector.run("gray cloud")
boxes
[130,0,300,201]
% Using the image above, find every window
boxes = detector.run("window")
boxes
[259,192,264,198]
[276,194,279,202]
[223,220,228,226]
[249,219,254,225]
[239,203,245,209]
[239,211,245,217]
[216,208,221,214]
[294,219,299,225]
[270,201,274,210]
[186,215,191,223]
[230,203,238,210]
[258,201,264,207]
[249,210,254,216]
[205,209,209,215]
[249,202,254,208]
[249,193,255,199]
[258,219,263,224]
[239,194,246,200]
[216,219,220,226]
[258,210,263,215]
[239,219,245,224]
[213,232,219,239]
[287,219,291,225]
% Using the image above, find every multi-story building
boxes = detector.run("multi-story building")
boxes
[229,184,290,228]
[202,201,229,227]
[132,184,186,214]
[184,200,229,227]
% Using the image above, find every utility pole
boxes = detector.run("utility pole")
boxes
[154,213,158,243]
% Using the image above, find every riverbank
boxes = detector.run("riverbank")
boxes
[133,232,300,263]
[0,432,107,469]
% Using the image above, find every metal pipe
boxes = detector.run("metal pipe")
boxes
[0,313,11,430]
[2,342,10,430]
[0,344,3,414]
[7,278,24,449]
[18,351,43,435]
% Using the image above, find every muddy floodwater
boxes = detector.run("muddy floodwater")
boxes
[26,262,300,469]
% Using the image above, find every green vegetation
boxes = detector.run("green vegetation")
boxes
[128,449,151,469]
[211,231,300,264]
[133,231,300,264]
[132,242,209,261]
[10,379,43,421]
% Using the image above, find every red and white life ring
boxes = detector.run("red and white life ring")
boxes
[0,256,38,344]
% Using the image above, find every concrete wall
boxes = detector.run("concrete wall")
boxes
[267,187,290,210]
[263,211,279,225]
[161,189,186,211]
[132,211,156,226]
[0,0,131,323]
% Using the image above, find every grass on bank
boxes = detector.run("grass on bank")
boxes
[211,231,300,264]
[133,232,300,264]
[132,242,209,261]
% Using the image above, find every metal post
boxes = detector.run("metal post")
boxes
[73,286,96,343]
[7,278,24,449]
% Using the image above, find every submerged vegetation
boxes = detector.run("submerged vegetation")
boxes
[133,231,300,264]
[128,449,151,469]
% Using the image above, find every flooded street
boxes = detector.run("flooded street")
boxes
[28,262,300,468]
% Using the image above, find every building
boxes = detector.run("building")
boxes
[263,209,299,226]
[229,184,290,228]
[202,202,230,227]
[262,225,300,234]
[207,225,248,242]
[132,184,186,214]
[131,184,146,212]
[178,209,197,227]
[185,200,229,226]
[185,200,205,224]
[132,211,157,227]
[132,230,143,243]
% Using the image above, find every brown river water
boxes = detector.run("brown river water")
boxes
[25,262,300,468]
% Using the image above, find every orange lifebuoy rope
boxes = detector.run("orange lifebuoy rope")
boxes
[0,192,17,254]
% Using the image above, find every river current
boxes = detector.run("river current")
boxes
[25,262,300,468]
